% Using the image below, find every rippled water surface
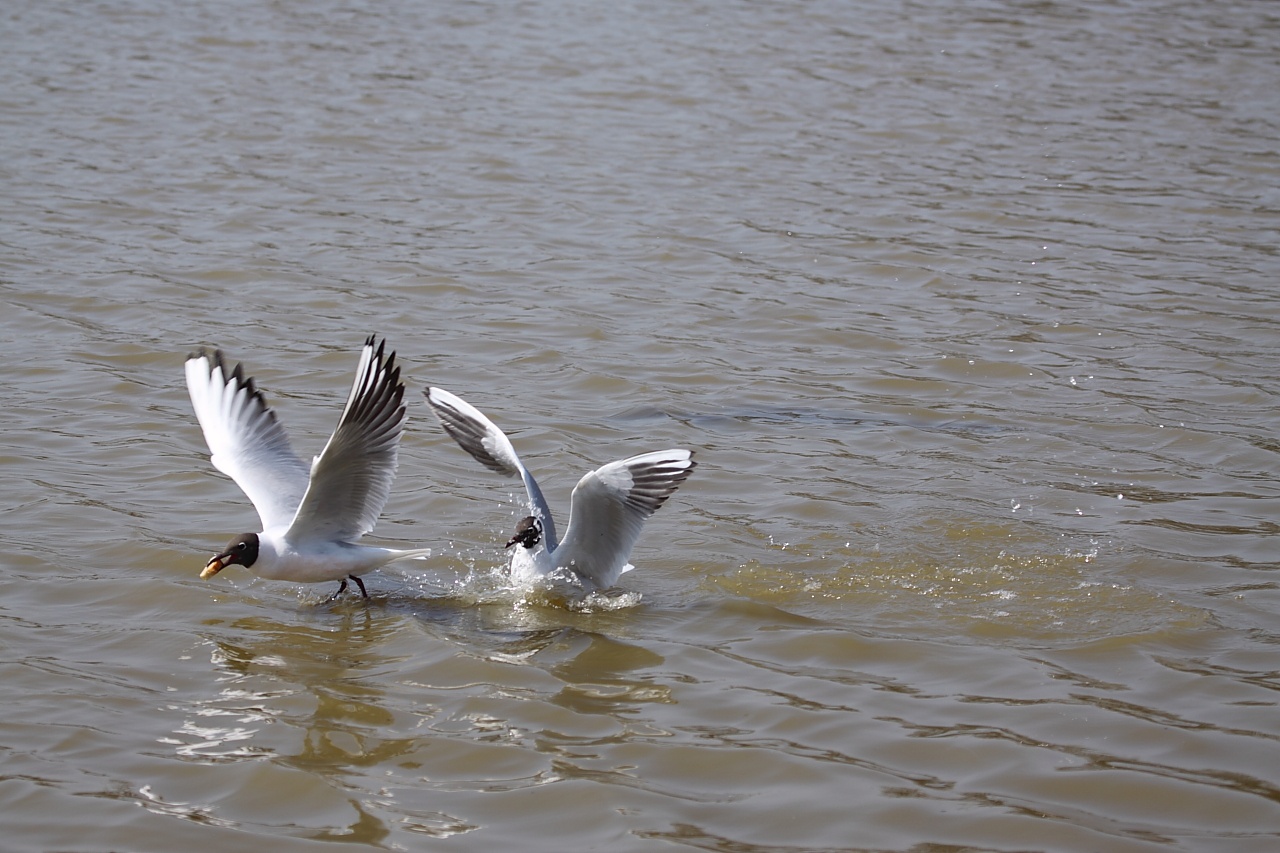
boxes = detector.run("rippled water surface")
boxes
[3,1,1279,850]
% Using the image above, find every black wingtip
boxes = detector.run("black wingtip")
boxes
[193,347,267,407]
[365,335,397,382]
[187,346,228,367]
[365,334,391,362]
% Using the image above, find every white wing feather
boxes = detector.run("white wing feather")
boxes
[426,387,559,549]
[185,349,309,531]
[554,449,696,590]
[285,336,406,545]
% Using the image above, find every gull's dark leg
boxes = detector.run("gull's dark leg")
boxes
[324,578,349,603]
[349,574,369,599]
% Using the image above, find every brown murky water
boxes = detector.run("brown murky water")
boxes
[3,1,1279,850]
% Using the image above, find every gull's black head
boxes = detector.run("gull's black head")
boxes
[202,532,260,578]
[505,516,542,550]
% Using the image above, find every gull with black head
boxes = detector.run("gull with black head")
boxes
[184,336,431,600]
[426,387,696,592]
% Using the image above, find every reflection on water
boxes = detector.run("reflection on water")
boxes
[172,609,438,839]
[6,567,1279,850]
[147,594,690,841]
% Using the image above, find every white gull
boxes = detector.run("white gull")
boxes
[184,336,431,599]
[426,387,695,592]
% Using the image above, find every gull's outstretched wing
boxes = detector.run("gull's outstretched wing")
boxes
[555,449,696,590]
[185,348,310,531]
[285,336,406,545]
[426,387,558,549]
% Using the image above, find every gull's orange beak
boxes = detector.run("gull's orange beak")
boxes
[200,554,230,579]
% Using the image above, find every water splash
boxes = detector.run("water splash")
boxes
[711,525,1207,645]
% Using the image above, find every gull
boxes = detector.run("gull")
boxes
[184,336,431,600]
[425,387,696,592]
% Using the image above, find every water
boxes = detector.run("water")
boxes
[3,0,1279,849]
